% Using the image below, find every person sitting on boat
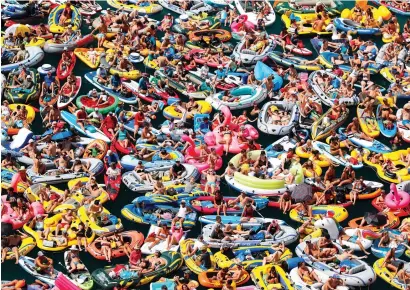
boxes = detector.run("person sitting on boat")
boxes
[66,245,85,273]
[349,176,367,205]
[41,70,59,98]
[171,200,191,229]
[133,161,154,184]
[113,123,135,149]
[329,134,347,161]
[35,251,55,277]
[260,242,286,265]
[165,224,184,251]
[11,45,28,64]
[297,261,321,285]
[322,277,345,290]
[152,176,166,195]
[265,266,279,284]
[96,64,109,85]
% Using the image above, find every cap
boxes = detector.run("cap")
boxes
[37,251,44,256]
[19,166,26,170]
[200,245,207,250]
[28,139,34,143]
[75,157,80,161]
[63,47,68,51]
[67,24,73,28]
[218,65,223,69]
[70,245,78,250]
[107,150,112,154]
[181,200,186,203]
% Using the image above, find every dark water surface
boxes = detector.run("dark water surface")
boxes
[1,1,409,289]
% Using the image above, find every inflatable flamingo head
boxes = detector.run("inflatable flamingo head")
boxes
[390,183,398,196]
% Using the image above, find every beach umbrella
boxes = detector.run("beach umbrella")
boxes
[364,212,387,226]
[291,183,312,203]
[5,24,30,36]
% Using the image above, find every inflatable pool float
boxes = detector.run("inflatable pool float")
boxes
[19,256,60,286]
[154,67,212,100]
[122,163,199,193]
[76,94,119,114]
[23,212,95,252]
[78,204,123,236]
[312,141,363,169]
[60,111,110,143]
[231,14,255,40]
[44,34,93,54]
[281,12,333,35]
[232,38,276,66]
[334,17,381,35]
[48,4,82,34]
[396,109,410,142]
[270,34,313,56]
[214,245,292,270]
[92,251,182,289]
[189,29,231,42]
[311,107,349,140]
[180,239,216,274]
[224,150,304,196]
[140,224,186,255]
[198,269,250,288]
[26,157,104,184]
[351,148,410,184]
[265,129,309,158]
[87,231,144,260]
[202,223,298,248]
[163,100,212,120]
[257,101,298,135]
[295,238,376,287]
[337,128,391,154]
[290,205,348,223]
[275,0,343,16]
[1,46,44,73]
[191,196,268,214]
[308,70,359,107]
[251,264,293,290]
[371,229,407,259]
[234,0,275,26]
[374,258,410,289]
[348,211,400,231]
[57,76,81,109]
[157,0,212,15]
[268,51,322,71]
[319,51,382,74]
[121,200,197,229]
[206,85,267,111]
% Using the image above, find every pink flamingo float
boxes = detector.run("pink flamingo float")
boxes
[204,105,260,154]
[385,183,410,210]
[181,134,223,173]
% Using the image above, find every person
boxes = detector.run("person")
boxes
[187,235,205,256]
[278,190,292,214]
[203,168,219,194]
[262,242,286,265]
[66,245,85,273]
[322,277,345,290]
[2,279,50,290]
[172,200,191,228]
[350,177,367,205]
[35,251,55,277]
[266,266,279,284]
[297,261,321,284]
[1,232,28,264]
[240,202,255,222]
[170,160,186,179]
[129,244,142,267]
[165,224,184,250]
[213,190,227,216]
